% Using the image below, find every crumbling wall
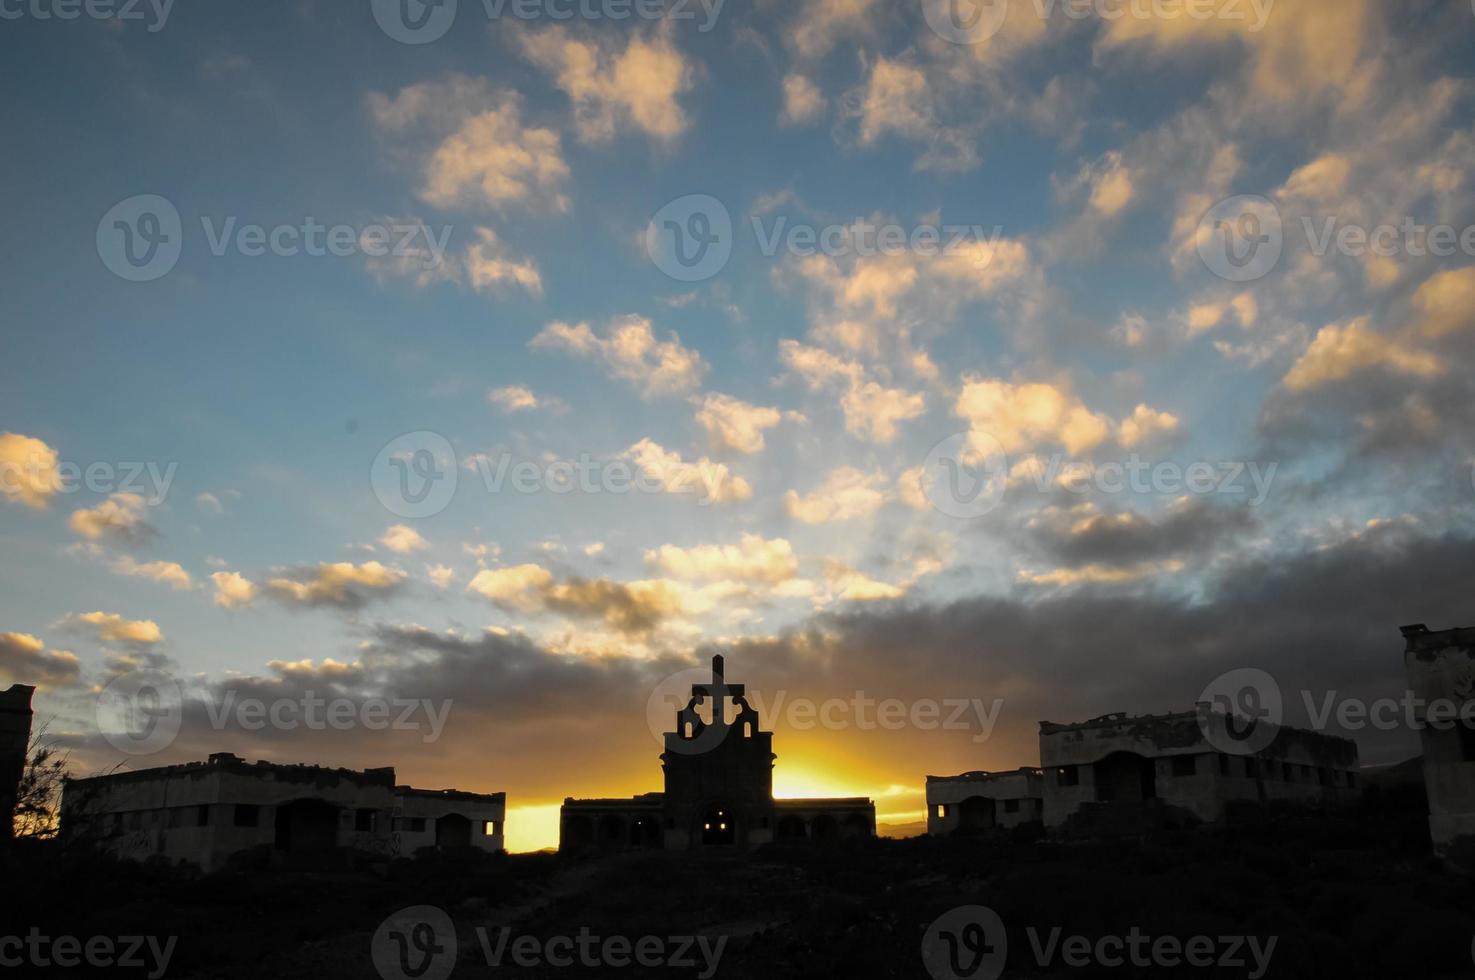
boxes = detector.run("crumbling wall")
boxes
[1403,624,1475,863]
[0,685,35,841]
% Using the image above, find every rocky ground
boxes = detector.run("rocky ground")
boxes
[3,783,1472,978]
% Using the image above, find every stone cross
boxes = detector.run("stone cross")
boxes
[692,655,742,728]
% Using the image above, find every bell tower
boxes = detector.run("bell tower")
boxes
[661,655,775,848]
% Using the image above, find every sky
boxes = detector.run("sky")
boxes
[3,0,1475,852]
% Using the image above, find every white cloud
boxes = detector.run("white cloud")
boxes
[780,74,826,126]
[68,611,162,646]
[112,557,194,591]
[381,524,430,554]
[264,562,407,609]
[211,571,257,609]
[779,341,924,443]
[519,27,693,143]
[466,564,554,609]
[623,439,752,505]
[0,632,80,688]
[426,564,456,589]
[646,534,799,584]
[955,379,1178,455]
[0,433,59,509]
[369,78,570,212]
[69,493,156,545]
[785,467,889,524]
[531,316,707,397]
[694,393,786,455]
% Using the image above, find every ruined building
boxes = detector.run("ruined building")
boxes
[926,768,1044,836]
[1,684,35,840]
[560,655,875,851]
[62,752,505,871]
[1039,708,1360,834]
[1402,623,1475,863]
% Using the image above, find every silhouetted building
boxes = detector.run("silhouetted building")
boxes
[926,768,1044,835]
[560,655,875,851]
[1040,709,1360,834]
[1402,623,1475,864]
[0,684,35,840]
[62,752,504,871]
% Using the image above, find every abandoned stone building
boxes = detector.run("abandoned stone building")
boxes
[1402,623,1475,863]
[1039,708,1361,833]
[560,655,875,851]
[925,768,1044,836]
[61,752,505,871]
[1,684,35,840]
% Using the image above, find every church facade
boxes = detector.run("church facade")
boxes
[560,656,875,851]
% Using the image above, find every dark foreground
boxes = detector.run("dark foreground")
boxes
[2,784,1471,979]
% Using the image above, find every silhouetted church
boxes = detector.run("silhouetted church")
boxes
[560,655,875,851]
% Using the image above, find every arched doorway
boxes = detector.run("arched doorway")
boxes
[775,815,808,840]
[810,814,839,841]
[436,812,472,848]
[1094,752,1157,803]
[958,795,996,832]
[274,799,339,855]
[701,804,736,845]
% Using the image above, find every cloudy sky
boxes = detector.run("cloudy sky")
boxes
[3,0,1475,851]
